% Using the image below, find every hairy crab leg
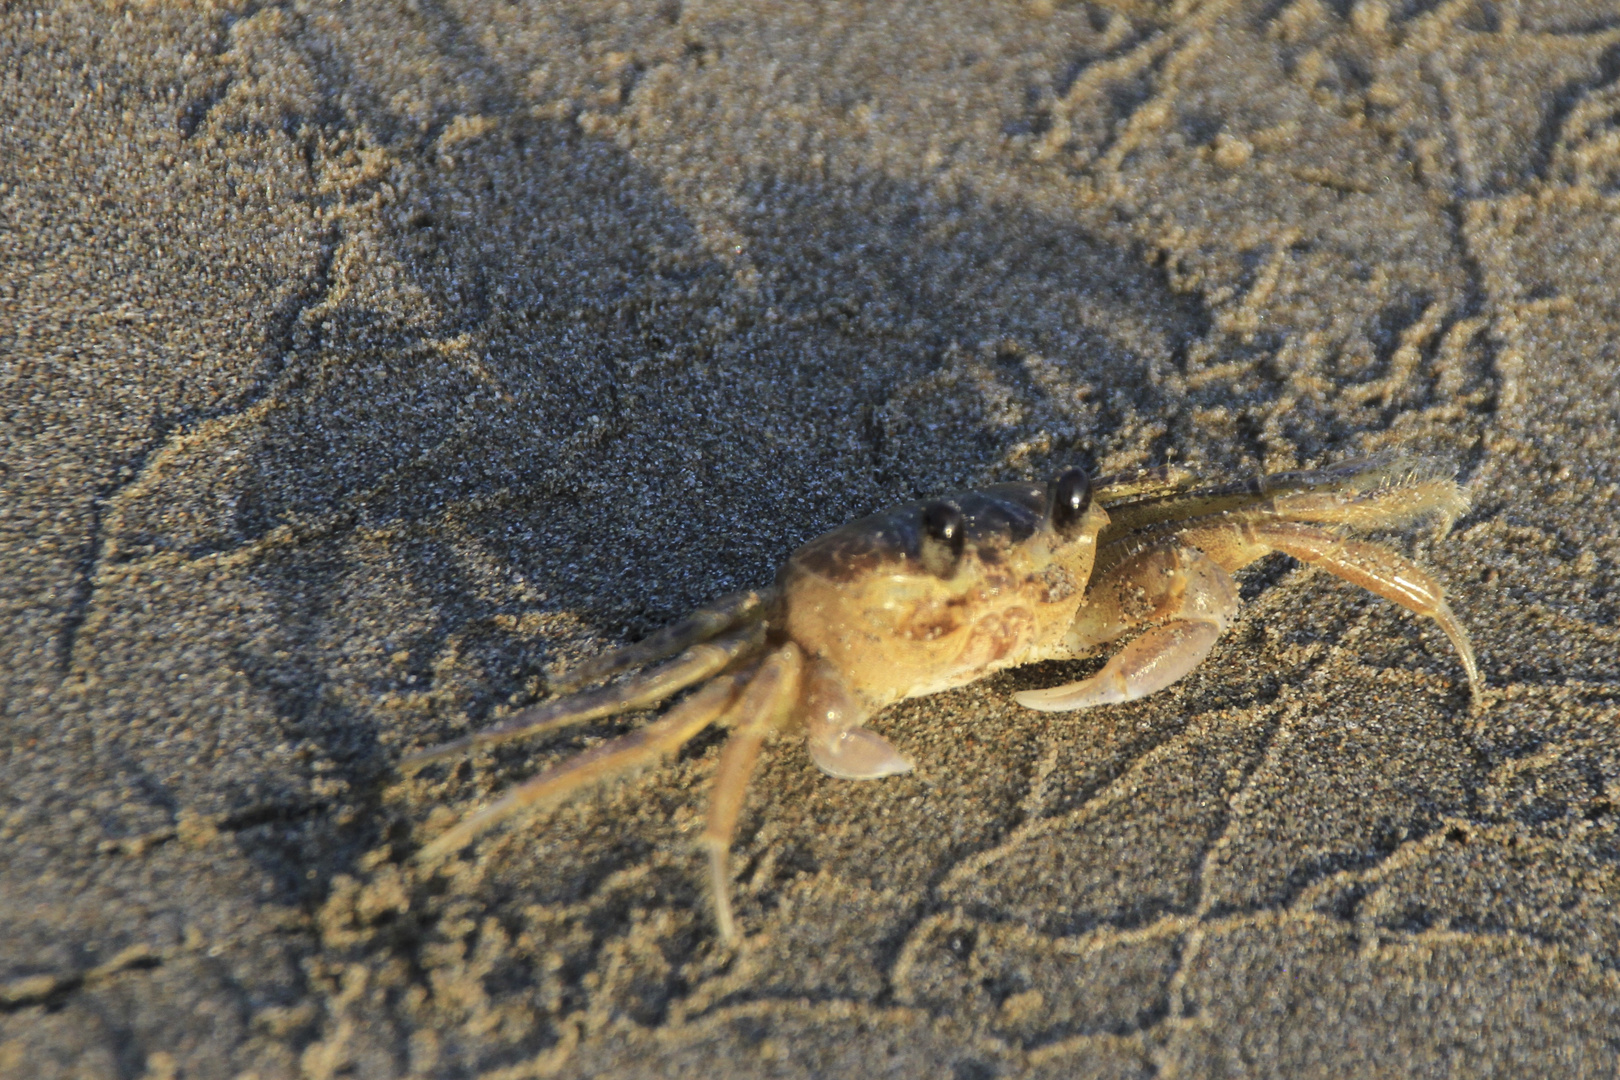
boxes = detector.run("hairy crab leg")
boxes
[547,588,772,694]
[698,643,805,942]
[1265,477,1468,533]
[1091,464,1199,506]
[399,621,766,774]
[1095,454,1463,550]
[415,671,752,866]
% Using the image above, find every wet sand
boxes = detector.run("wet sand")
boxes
[4,2,1620,1076]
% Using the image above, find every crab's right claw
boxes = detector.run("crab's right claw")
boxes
[809,727,914,780]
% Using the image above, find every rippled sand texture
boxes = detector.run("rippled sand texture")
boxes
[5,1,1620,1077]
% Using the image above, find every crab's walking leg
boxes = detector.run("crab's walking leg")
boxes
[1230,520,1482,705]
[1017,541,1239,711]
[415,671,751,866]
[548,589,771,694]
[400,622,765,774]
[699,643,805,943]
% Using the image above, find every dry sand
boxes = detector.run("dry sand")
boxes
[5,1,1620,1077]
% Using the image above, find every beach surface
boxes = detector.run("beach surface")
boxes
[4,2,1620,1076]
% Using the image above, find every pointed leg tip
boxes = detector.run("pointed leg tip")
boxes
[398,736,475,776]
[414,829,468,868]
[412,840,452,869]
[1014,684,1120,712]
[1013,688,1059,712]
[706,843,740,944]
[397,750,435,776]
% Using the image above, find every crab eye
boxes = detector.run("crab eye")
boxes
[1049,467,1094,537]
[919,500,966,578]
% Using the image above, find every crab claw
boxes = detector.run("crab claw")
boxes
[809,727,914,780]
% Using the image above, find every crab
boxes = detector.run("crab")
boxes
[403,454,1481,941]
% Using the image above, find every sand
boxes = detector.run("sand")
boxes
[4,1,1620,1076]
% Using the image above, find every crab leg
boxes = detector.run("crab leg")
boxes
[547,588,771,694]
[1093,455,1467,561]
[699,643,805,942]
[1232,520,1482,705]
[415,671,751,866]
[400,621,765,774]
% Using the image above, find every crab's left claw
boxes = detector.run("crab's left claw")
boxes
[1016,618,1224,711]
